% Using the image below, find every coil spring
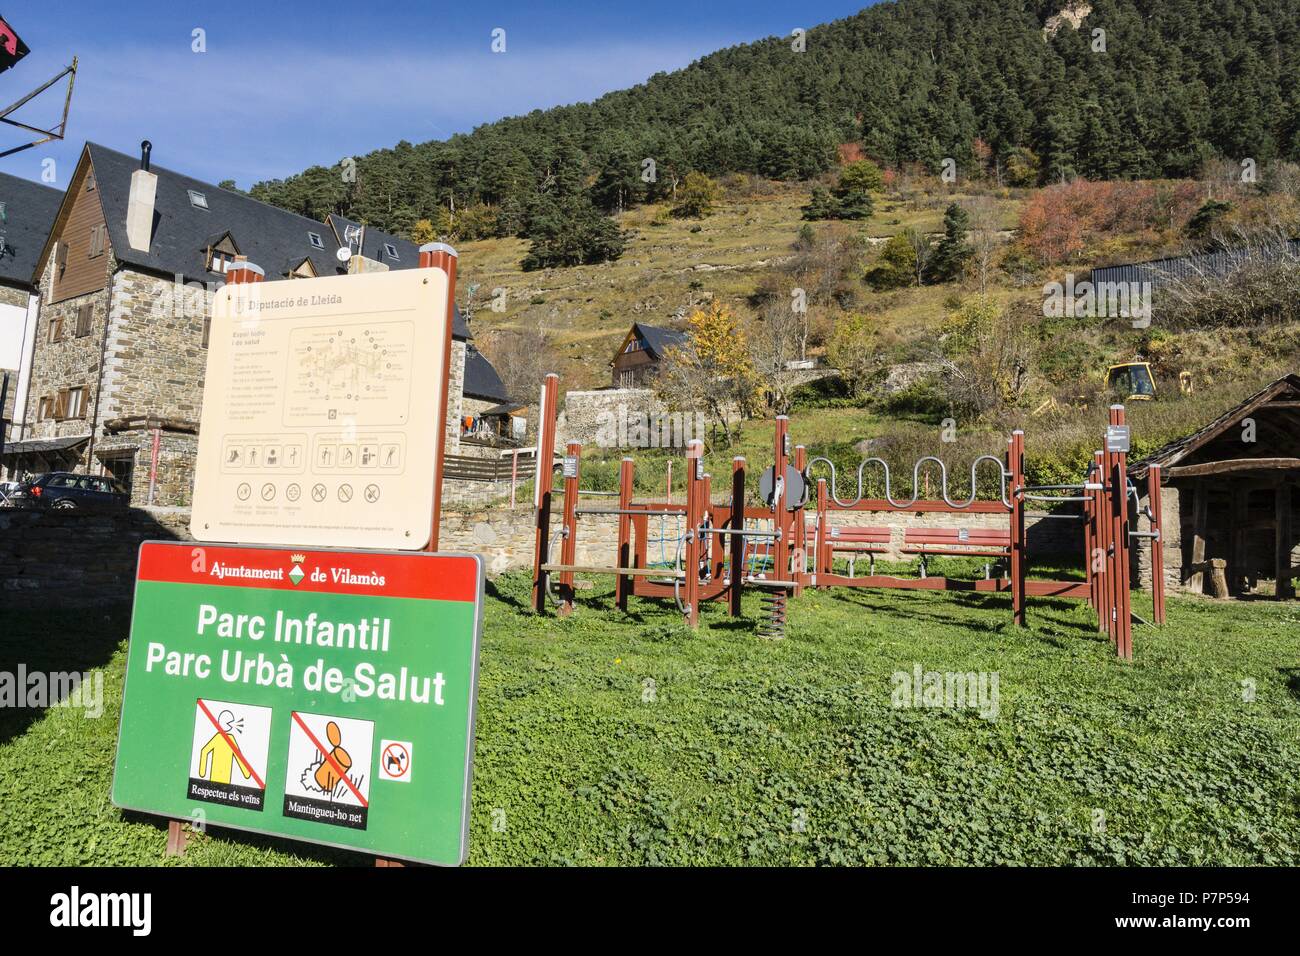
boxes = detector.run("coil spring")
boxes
[758,589,787,639]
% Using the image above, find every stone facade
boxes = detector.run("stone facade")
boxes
[21,252,114,446]
[445,338,466,454]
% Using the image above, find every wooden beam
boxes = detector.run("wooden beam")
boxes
[1229,485,1248,595]
[1166,458,1300,478]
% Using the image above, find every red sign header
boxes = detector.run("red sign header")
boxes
[137,542,480,603]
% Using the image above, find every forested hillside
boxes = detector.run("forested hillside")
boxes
[249,0,1300,243]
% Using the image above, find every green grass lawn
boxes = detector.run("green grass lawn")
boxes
[2,574,1298,866]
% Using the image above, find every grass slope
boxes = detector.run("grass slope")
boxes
[456,183,1022,389]
[3,577,1298,866]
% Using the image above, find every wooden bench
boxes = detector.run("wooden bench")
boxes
[811,524,891,575]
[901,527,1010,578]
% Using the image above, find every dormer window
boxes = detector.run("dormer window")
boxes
[209,248,235,273]
[384,243,400,260]
[308,232,324,249]
[188,189,208,209]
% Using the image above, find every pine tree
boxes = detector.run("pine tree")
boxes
[926,204,973,284]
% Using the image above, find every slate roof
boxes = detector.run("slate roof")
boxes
[58,143,474,341]
[1130,374,1300,480]
[464,344,509,402]
[0,172,62,290]
[633,322,688,359]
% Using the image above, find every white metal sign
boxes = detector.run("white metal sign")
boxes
[191,269,450,549]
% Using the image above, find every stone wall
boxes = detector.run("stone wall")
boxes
[558,388,711,451]
[1135,485,1182,593]
[0,492,1094,606]
[0,506,190,608]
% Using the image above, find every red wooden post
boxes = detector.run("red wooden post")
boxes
[1083,455,1096,614]
[418,242,458,551]
[531,374,560,613]
[1092,449,1109,635]
[773,417,789,583]
[730,456,745,616]
[558,441,580,616]
[1009,430,1026,626]
[1149,464,1166,625]
[683,439,703,626]
[616,457,634,612]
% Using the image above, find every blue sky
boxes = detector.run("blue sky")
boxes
[1,1,874,190]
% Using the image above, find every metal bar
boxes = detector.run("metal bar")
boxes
[575,507,683,517]
[698,527,780,538]
[541,564,685,579]
[616,458,633,612]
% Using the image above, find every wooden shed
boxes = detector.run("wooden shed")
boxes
[1131,374,1300,599]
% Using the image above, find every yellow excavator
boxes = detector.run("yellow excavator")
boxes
[1106,362,1158,401]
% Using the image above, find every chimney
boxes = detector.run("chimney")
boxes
[126,140,157,252]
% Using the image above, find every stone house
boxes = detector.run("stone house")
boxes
[16,141,507,505]
[1130,373,1300,599]
[0,171,62,475]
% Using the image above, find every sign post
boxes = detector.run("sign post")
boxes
[112,542,482,867]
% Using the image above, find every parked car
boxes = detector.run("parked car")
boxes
[3,472,129,511]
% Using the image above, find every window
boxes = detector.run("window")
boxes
[88,224,106,258]
[384,243,400,260]
[104,456,134,495]
[37,395,53,421]
[619,370,635,388]
[188,189,208,209]
[55,386,86,420]
[47,312,64,343]
[308,232,324,249]
[208,248,234,273]
[86,173,96,192]
[201,316,211,348]
[55,241,68,278]
[75,303,93,337]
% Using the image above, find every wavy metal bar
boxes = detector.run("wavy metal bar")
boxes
[807,454,1011,510]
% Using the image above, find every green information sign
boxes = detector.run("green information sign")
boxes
[113,542,483,866]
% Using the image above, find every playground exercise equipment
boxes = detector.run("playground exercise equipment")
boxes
[530,370,1163,659]
[803,405,1164,658]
